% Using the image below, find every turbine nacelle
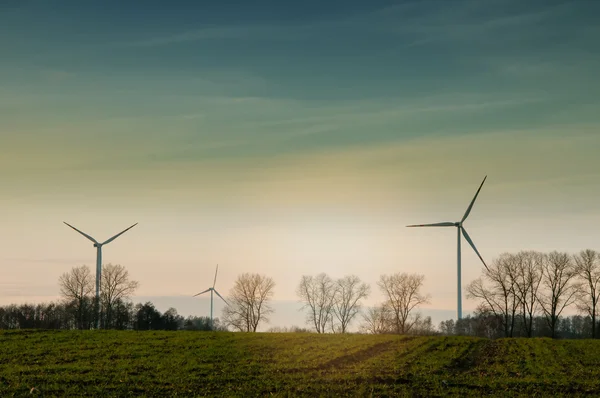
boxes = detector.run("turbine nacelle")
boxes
[64,222,138,248]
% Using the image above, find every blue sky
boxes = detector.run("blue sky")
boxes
[1,0,599,328]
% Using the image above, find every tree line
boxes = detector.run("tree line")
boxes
[452,249,600,339]
[1,262,435,334]
[0,263,227,331]
[296,272,432,335]
[438,313,598,339]
[0,300,226,331]
[58,263,278,332]
[5,249,597,338]
[0,264,275,332]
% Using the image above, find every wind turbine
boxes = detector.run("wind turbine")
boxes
[63,221,138,328]
[407,176,488,321]
[193,264,228,330]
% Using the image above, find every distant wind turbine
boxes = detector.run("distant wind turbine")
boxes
[193,264,228,330]
[407,176,488,321]
[64,222,138,328]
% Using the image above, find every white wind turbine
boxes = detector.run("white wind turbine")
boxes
[193,264,228,330]
[64,222,138,328]
[407,176,488,320]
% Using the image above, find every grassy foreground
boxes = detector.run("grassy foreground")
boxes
[1,330,600,397]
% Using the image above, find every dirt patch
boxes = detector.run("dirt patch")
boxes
[464,339,504,373]
[448,340,489,372]
[276,336,424,375]
[315,340,396,371]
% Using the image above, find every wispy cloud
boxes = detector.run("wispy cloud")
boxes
[396,1,577,47]
[482,52,600,79]
[120,24,315,47]
[8,121,597,208]
[117,1,477,48]
[0,90,553,177]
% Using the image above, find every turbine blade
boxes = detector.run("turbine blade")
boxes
[63,222,98,244]
[406,222,456,227]
[193,288,211,297]
[461,176,487,223]
[461,227,489,271]
[214,289,228,305]
[213,264,218,289]
[101,223,138,245]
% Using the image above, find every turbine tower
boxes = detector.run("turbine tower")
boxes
[193,264,228,330]
[407,176,488,320]
[64,221,138,328]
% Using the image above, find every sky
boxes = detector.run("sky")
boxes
[1,0,599,330]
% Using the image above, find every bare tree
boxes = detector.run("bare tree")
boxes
[360,305,393,334]
[297,273,337,333]
[539,251,579,338]
[467,279,513,338]
[466,253,520,337]
[411,315,435,336]
[574,249,600,338]
[101,264,139,328]
[511,251,544,337]
[223,273,275,332]
[59,265,95,329]
[332,275,370,333]
[377,273,430,334]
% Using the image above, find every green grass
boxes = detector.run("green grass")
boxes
[1,330,600,397]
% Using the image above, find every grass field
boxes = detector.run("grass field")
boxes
[1,330,600,397]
